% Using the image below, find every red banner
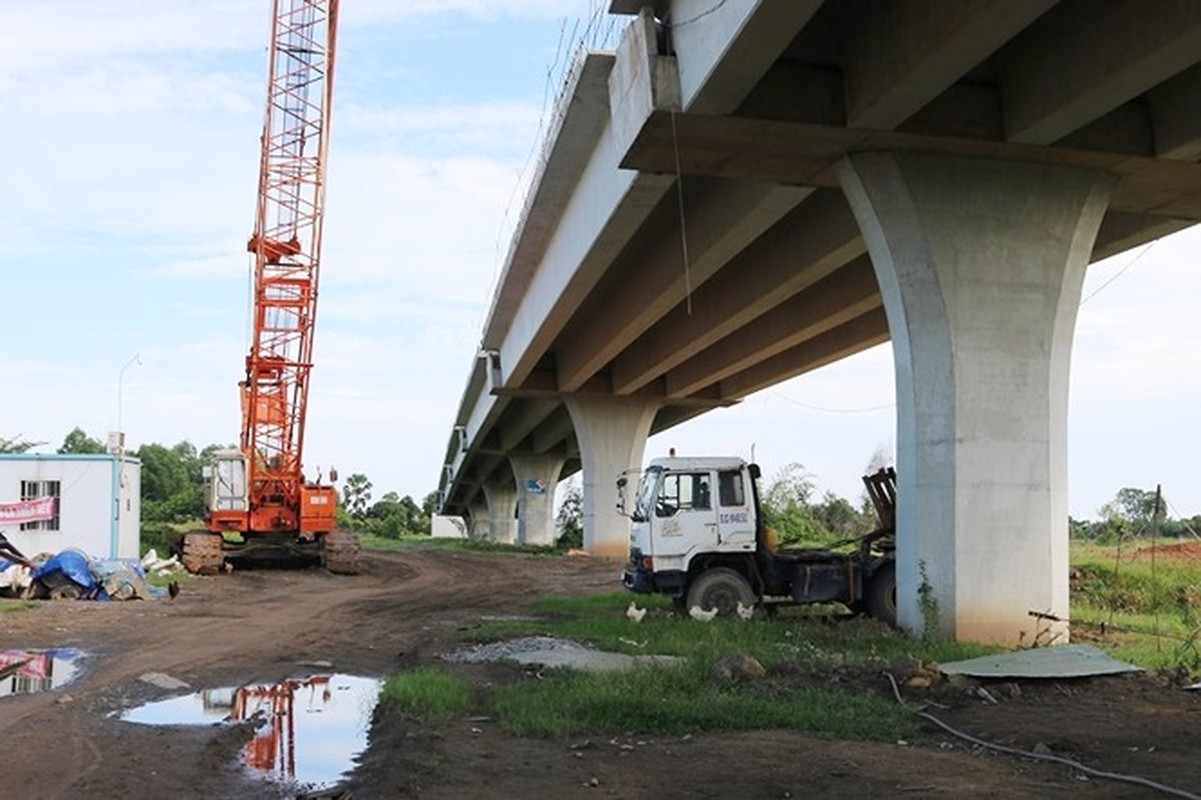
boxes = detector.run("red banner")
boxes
[0,497,55,525]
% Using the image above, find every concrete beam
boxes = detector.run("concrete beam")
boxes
[532,407,576,455]
[1092,210,1196,261]
[666,257,882,398]
[482,54,614,351]
[717,307,891,400]
[491,16,677,389]
[1150,62,1201,161]
[556,179,810,392]
[609,189,862,393]
[622,110,1201,218]
[999,0,1201,145]
[667,0,824,115]
[839,0,1053,130]
[497,399,560,452]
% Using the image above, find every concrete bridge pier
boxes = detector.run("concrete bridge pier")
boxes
[482,482,518,545]
[510,453,566,546]
[565,396,659,558]
[838,152,1112,644]
[466,498,491,541]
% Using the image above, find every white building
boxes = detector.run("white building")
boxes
[0,454,141,559]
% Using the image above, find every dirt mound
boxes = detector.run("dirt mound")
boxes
[1130,540,1201,562]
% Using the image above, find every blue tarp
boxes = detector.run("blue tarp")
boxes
[30,549,165,600]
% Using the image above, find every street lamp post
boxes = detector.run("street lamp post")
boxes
[117,354,142,454]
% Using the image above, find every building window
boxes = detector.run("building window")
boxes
[20,480,60,531]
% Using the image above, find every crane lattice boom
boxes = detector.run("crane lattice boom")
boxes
[242,0,339,528]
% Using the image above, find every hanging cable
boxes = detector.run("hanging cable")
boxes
[770,390,894,414]
[670,109,693,315]
[1080,241,1157,305]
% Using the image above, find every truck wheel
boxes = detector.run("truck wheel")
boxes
[867,560,897,627]
[685,567,754,617]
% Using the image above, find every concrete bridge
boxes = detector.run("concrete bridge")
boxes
[438,0,1201,643]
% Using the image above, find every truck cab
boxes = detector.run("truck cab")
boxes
[620,456,897,625]
[621,457,761,599]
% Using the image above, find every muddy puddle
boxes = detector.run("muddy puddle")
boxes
[122,674,381,790]
[0,648,86,697]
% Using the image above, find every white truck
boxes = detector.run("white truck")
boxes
[619,456,897,625]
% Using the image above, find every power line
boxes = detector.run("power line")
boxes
[770,390,894,414]
[1080,241,1157,305]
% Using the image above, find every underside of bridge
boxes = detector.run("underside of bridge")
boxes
[440,0,1201,643]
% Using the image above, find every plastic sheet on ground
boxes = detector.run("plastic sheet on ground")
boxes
[24,548,168,601]
[939,644,1142,679]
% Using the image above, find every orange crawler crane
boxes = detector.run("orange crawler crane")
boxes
[183,0,357,574]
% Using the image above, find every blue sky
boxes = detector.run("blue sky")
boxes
[2,1,1198,520]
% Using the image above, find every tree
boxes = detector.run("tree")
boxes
[342,473,373,518]
[58,427,106,454]
[810,491,871,539]
[368,491,403,520]
[0,434,44,453]
[1100,487,1164,529]
[136,441,205,522]
[760,463,829,544]
[763,462,816,509]
[556,478,583,549]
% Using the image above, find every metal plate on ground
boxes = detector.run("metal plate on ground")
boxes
[939,644,1141,679]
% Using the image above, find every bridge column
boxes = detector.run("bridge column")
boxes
[482,482,518,545]
[509,453,566,546]
[565,396,658,558]
[838,152,1111,644]
[466,497,491,541]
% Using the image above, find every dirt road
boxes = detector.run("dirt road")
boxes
[2,548,1198,798]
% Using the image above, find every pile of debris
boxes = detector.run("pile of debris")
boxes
[0,536,181,602]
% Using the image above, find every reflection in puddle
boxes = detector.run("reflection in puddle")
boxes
[122,674,381,790]
[0,649,85,697]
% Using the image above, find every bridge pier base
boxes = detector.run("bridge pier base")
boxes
[838,152,1112,644]
[482,482,518,545]
[565,396,659,558]
[510,453,566,546]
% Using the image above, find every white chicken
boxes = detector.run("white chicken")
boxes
[689,605,719,623]
[735,601,755,622]
[626,601,647,623]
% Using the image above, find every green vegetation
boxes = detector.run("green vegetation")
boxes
[760,462,879,547]
[1069,540,1201,671]
[0,598,37,613]
[358,532,563,557]
[381,667,474,723]
[377,531,1200,741]
[490,663,913,739]
[383,590,994,741]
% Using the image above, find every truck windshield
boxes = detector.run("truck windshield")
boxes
[632,467,662,522]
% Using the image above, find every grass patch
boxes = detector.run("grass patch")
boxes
[471,591,994,668]
[490,662,917,739]
[456,590,995,742]
[358,533,559,557]
[381,667,474,723]
[0,598,37,613]
[1069,540,1201,671]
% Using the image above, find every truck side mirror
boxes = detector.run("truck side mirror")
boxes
[748,463,761,480]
